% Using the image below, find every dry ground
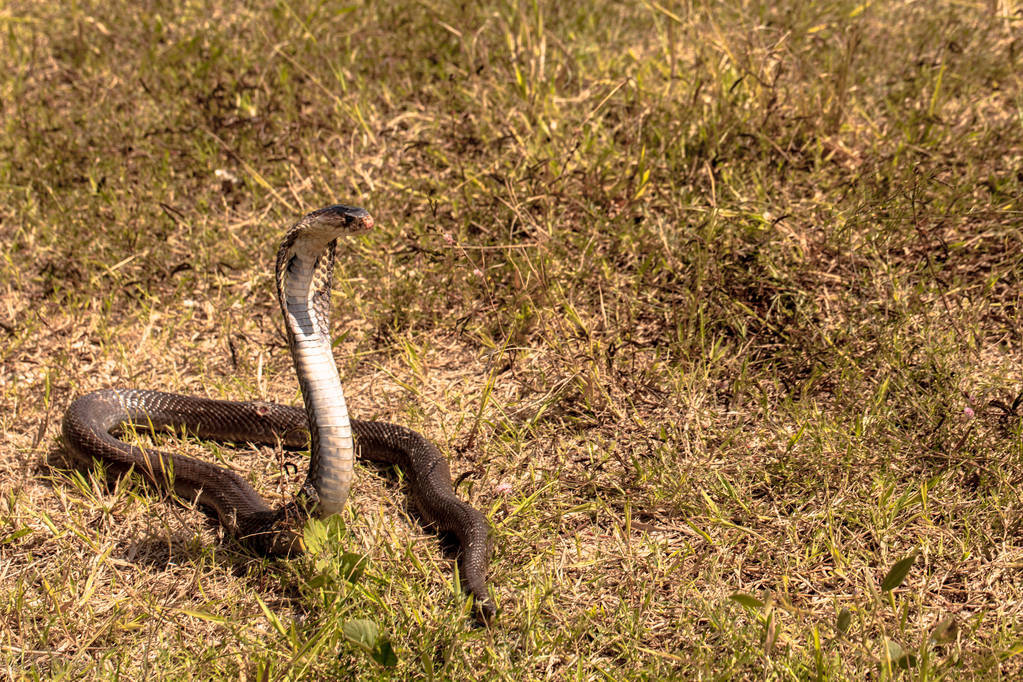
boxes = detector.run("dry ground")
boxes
[1,0,1022,679]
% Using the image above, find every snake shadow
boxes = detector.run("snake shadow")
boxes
[46,440,478,578]
[358,457,477,560]
[45,443,231,571]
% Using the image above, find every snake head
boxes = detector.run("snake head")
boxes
[278,204,374,266]
[303,204,374,234]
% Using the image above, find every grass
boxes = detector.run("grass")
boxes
[1,0,1022,678]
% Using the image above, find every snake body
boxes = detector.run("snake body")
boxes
[61,205,493,620]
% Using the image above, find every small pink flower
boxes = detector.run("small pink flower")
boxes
[963,406,975,419]
[442,233,455,245]
[473,268,484,278]
[494,482,513,496]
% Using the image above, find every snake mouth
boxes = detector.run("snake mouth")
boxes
[355,213,374,230]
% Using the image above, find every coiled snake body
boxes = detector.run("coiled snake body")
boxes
[61,205,493,620]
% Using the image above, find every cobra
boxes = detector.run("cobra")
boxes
[61,205,494,621]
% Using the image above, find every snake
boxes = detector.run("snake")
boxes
[61,204,494,621]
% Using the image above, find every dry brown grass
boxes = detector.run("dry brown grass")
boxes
[2,0,1023,678]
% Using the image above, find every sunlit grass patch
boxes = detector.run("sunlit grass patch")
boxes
[1,0,1021,678]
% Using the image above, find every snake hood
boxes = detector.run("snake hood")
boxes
[275,204,373,517]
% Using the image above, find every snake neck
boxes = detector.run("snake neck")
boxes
[277,237,354,517]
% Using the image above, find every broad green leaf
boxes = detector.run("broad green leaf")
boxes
[372,639,398,668]
[324,514,347,541]
[307,572,330,589]
[836,608,851,635]
[343,619,379,651]
[881,551,917,592]
[930,616,958,644]
[879,638,917,670]
[339,552,368,583]
[303,517,327,555]
[729,593,765,610]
